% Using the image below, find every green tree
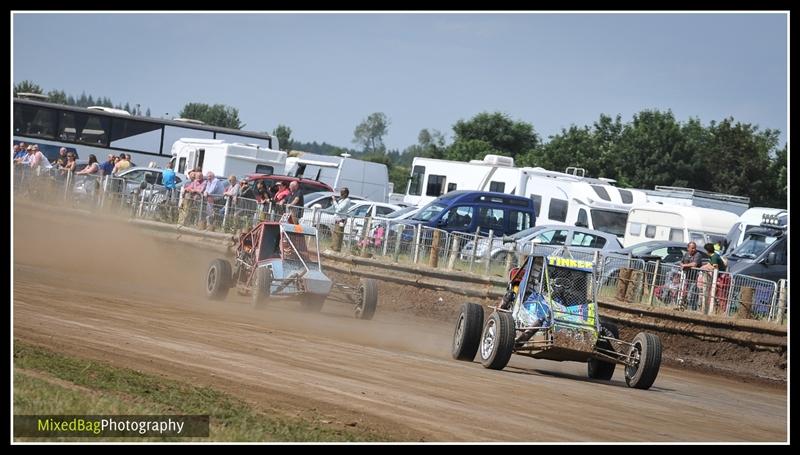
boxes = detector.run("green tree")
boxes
[353,112,390,153]
[14,80,43,96]
[449,112,539,162]
[417,128,447,159]
[46,90,68,105]
[179,103,244,129]
[273,124,293,151]
[703,118,780,206]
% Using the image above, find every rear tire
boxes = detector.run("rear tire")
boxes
[252,267,271,310]
[479,311,516,370]
[625,332,662,389]
[588,320,619,380]
[452,303,484,361]
[206,259,232,301]
[354,278,378,320]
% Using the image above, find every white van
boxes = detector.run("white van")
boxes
[724,207,787,253]
[170,138,286,178]
[623,203,738,247]
[285,152,390,202]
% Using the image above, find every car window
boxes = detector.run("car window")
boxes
[375,205,395,216]
[571,232,606,248]
[650,247,669,259]
[535,229,569,245]
[351,204,371,217]
[122,170,145,183]
[441,206,473,229]
[478,207,504,232]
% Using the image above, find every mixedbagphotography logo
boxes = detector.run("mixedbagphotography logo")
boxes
[14,415,209,438]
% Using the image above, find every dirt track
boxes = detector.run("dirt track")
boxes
[12,203,787,442]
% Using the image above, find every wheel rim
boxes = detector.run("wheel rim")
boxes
[481,318,497,360]
[625,341,643,379]
[207,267,217,293]
[453,314,466,351]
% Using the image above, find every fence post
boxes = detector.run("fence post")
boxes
[429,229,442,268]
[648,260,660,307]
[360,217,372,258]
[413,224,422,264]
[382,222,391,257]
[468,228,479,273]
[707,268,719,315]
[222,197,230,230]
[777,279,787,325]
[483,229,494,276]
[447,236,460,270]
[505,246,514,275]
[392,224,403,263]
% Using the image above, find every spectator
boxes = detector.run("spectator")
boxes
[679,241,704,310]
[272,181,291,212]
[239,179,254,199]
[329,187,353,222]
[203,171,225,228]
[286,181,304,220]
[15,145,33,165]
[12,144,26,161]
[99,154,116,177]
[179,172,207,226]
[51,147,69,165]
[62,152,78,176]
[76,154,101,175]
[126,154,137,167]
[112,153,131,175]
[29,145,53,174]
[162,161,177,200]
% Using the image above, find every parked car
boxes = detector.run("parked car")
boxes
[606,240,688,264]
[461,225,623,263]
[401,191,537,242]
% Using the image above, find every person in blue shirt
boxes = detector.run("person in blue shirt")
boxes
[162,161,177,200]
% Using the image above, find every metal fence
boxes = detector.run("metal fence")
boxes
[12,165,788,325]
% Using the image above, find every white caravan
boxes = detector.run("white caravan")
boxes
[284,152,390,202]
[404,154,647,239]
[170,138,286,177]
[724,207,787,253]
[623,203,738,248]
[516,167,648,239]
[642,185,750,216]
[404,154,520,206]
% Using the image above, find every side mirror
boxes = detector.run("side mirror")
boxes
[312,203,322,210]
[765,251,777,265]
[575,221,588,228]
[532,238,543,244]
[436,218,446,226]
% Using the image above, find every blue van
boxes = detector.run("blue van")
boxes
[403,191,536,239]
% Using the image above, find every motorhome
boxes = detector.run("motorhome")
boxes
[404,154,520,206]
[515,167,647,239]
[170,138,286,178]
[623,203,738,248]
[284,152,390,202]
[404,154,647,239]
[642,185,750,216]
[724,207,787,253]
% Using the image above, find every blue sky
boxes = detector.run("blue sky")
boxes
[12,12,788,152]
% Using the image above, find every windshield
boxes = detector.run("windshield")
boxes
[412,203,447,222]
[385,206,417,219]
[590,209,627,238]
[730,232,779,259]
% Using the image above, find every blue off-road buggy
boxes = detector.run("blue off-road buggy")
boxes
[205,220,379,319]
[452,254,662,389]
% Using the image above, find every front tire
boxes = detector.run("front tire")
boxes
[252,267,271,310]
[588,320,619,380]
[354,278,378,320]
[625,332,662,389]
[452,303,484,361]
[479,311,516,370]
[206,258,232,301]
